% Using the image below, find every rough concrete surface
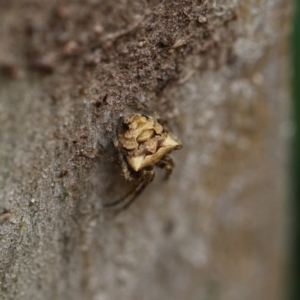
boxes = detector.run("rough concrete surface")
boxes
[0,0,290,299]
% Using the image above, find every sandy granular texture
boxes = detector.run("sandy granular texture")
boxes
[0,1,289,299]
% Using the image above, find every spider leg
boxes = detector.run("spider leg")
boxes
[114,169,154,213]
[156,155,174,179]
[103,180,141,207]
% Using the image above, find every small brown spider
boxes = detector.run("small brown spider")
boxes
[104,113,182,211]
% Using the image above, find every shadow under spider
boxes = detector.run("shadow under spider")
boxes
[103,155,174,214]
[103,168,155,214]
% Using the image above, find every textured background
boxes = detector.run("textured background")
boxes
[0,1,290,299]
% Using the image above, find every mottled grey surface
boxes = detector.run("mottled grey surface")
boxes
[0,1,290,299]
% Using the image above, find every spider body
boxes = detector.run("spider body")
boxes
[104,113,182,211]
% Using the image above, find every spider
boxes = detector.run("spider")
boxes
[103,113,182,212]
